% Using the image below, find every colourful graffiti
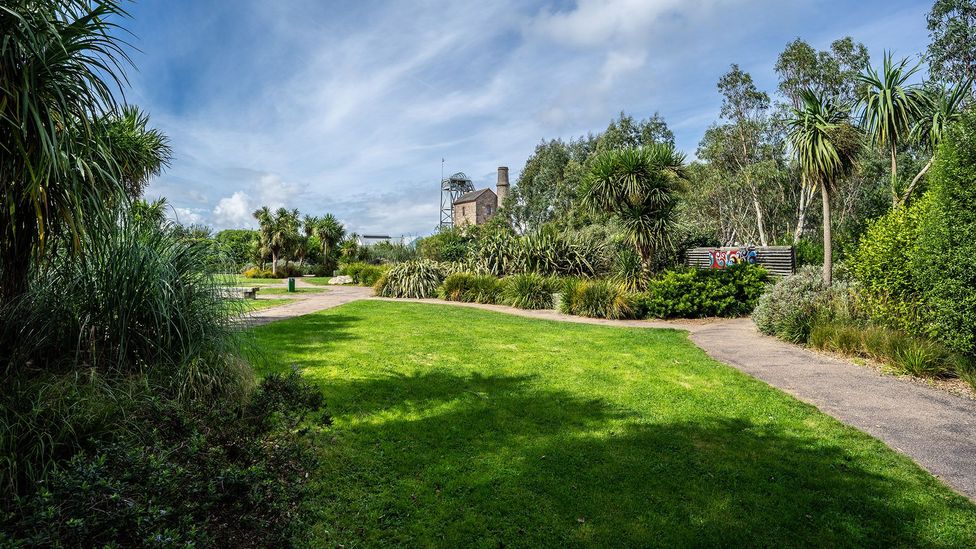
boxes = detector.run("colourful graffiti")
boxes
[708,248,758,269]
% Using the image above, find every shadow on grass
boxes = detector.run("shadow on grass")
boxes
[247,313,363,370]
[314,371,976,547]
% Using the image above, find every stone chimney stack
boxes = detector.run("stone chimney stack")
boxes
[495,166,510,208]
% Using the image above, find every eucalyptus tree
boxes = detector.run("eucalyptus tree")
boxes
[714,65,776,246]
[775,37,870,109]
[927,0,976,85]
[252,207,300,275]
[584,144,686,277]
[774,37,870,242]
[0,0,131,304]
[858,53,928,206]
[901,78,974,203]
[788,91,862,284]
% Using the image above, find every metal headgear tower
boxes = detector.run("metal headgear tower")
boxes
[439,171,474,229]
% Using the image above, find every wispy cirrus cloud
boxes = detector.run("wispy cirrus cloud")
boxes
[129,0,930,235]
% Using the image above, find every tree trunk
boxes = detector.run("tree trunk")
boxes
[0,203,38,307]
[271,252,278,276]
[821,184,832,285]
[901,155,934,206]
[890,143,899,207]
[636,242,654,279]
[751,186,768,246]
[792,181,811,245]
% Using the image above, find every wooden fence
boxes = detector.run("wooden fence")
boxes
[685,246,795,277]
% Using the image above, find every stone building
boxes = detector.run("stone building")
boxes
[452,166,509,227]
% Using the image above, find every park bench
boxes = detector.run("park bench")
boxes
[219,286,260,300]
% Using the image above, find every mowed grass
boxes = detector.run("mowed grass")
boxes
[251,300,976,547]
[303,276,336,286]
[245,297,293,311]
[219,274,288,286]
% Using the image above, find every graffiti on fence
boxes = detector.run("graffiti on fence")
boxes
[707,247,758,269]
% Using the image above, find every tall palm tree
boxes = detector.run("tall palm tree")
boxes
[252,207,299,275]
[788,90,862,284]
[95,105,173,199]
[584,144,685,278]
[0,0,131,304]
[313,213,345,270]
[858,53,927,206]
[900,78,973,204]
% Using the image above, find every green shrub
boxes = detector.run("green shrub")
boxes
[913,110,976,357]
[643,264,768,319]
[501,273,553,309]
[852,110,976,359]
[341,262,388,286]
[561,279,635,319]
[473,227,524,276]
[417,227,472,262]
[0,206,255,493]
[2,369,328,548]
[243,266,274,279]
[852,198,928,333]
[375,260,444,298]
[439,272,503,304]
[753,265,836,342]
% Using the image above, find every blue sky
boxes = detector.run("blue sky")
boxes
[128,0,933,237]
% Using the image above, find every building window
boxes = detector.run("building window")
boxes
[462,206,466,216]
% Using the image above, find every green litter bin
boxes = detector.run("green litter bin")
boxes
[287,277,296,292]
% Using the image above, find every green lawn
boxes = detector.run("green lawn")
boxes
[251,300,976,547]
[245,298,292,311]
[219,274,288,286]
[302,277,335,286]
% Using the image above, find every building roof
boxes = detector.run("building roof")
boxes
[453,188,496,205]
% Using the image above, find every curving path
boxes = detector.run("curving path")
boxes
[244,285,976,500]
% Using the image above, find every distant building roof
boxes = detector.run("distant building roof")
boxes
[453,188,496,205]
[361,234,391,240]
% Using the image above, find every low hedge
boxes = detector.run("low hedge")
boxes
[639,264,768,319]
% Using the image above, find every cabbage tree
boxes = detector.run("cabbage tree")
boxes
[901,78,973,204]
[858,53,927,206]
[788,90,861,284]
[253,207,300,275]
[584,144,685,278]
[0,0,130,304]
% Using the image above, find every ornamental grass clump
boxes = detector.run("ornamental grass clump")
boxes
[375,260,444,299]
[560,279,634,319]
[502,273,553,309]
[439,272,503,304]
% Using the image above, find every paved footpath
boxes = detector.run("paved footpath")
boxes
[245,286,976,500]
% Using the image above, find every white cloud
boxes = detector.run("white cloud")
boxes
[529,0,688,47]
[599,51,647,89]
[213,192,255,228]
[171,207,205,226]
